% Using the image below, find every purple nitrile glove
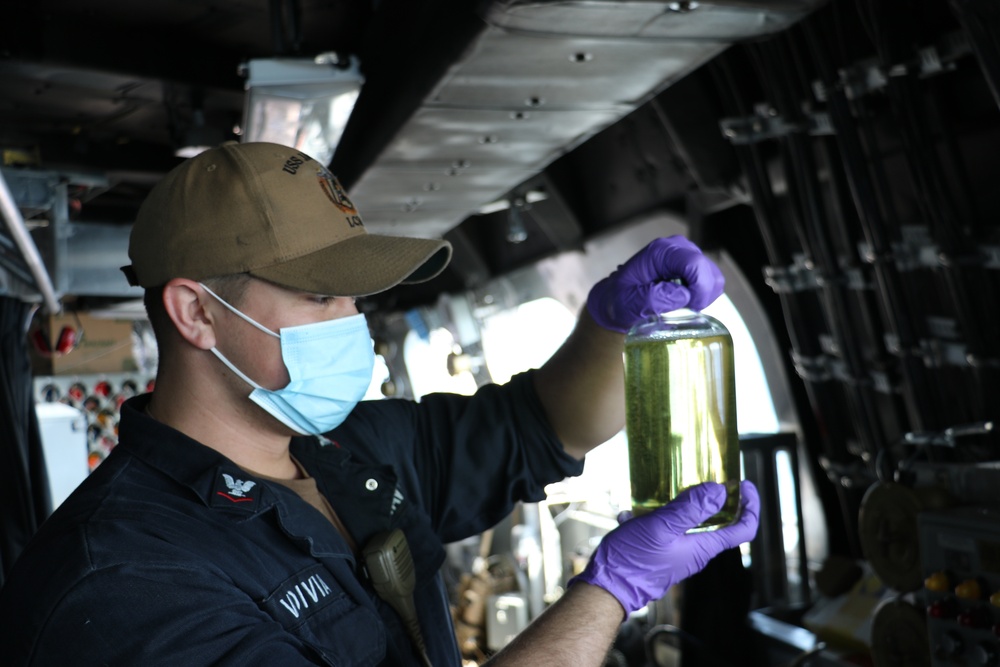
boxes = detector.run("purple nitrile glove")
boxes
[568,480,760,617]
[586,236,725,333]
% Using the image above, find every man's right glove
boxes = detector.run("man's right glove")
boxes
[586,236,725,334]
[568,480,760,617]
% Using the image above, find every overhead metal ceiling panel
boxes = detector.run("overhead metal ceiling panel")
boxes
[351,0,825,239]
[0,63,170,145]
[353,166,536,212]
[359,207,480,238]
[486,1,820,40]
[376,107,623,166]
[426,28,725,109]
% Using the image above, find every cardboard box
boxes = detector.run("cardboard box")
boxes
[29,312,138,376]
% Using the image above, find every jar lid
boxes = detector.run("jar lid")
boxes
[626,309,729,341]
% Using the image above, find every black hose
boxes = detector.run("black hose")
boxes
[799,17,942,432]
[269,0,303,56]
[709,53,863,558]
[753,36,884,458]
[269,0,287,55]
[878,40,996,418]
[950,0,1000,112]
[644,625,740,667]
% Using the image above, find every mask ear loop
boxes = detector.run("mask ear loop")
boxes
[198,282,280,339]
[208,347,265,391]
[198,282,276,392]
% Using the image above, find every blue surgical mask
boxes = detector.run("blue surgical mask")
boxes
[200,283,374,435]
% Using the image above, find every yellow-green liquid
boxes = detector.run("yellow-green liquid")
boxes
[624,333,740,531]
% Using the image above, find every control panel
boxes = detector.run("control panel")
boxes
[34,372,155,470]
[919,508,1000,666]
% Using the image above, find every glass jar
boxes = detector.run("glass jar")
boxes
[624,309,741,531]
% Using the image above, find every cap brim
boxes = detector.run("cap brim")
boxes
[250,233,452,297]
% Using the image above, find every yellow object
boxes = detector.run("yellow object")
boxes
[924,571,950,593]
[803,563,892,653]
[2,147,40,166]
[955,579,982,600]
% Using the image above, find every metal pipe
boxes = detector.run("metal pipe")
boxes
[752,38,883,458]
[0,169,59,314]
[950,0,1000,112]
[800,18,940,431]
[711,55,862,558]
[885,69,997,418]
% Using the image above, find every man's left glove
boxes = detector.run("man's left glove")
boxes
[568,481,759,618]
[586,236,725,333]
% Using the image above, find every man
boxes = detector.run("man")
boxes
[0,142,758,666]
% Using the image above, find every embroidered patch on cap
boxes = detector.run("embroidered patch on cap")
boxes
[211,469,259,510]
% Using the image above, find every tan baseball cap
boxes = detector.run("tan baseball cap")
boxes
[122,142,452,296]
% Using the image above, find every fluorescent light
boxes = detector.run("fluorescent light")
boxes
[242,56,364,166]
[175,109,225,158]
[174,145,214,159]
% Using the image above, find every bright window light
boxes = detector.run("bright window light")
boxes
[403,327,478,400]
[364,352,391,401]
[480,297,578,385]
[702,296,780,435]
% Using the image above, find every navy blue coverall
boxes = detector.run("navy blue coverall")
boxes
[0,370,584,666]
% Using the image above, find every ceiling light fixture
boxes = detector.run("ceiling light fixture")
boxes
[241,54,364,166]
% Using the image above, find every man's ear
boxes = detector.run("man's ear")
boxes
[162,278,217,351]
